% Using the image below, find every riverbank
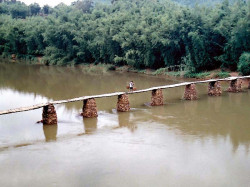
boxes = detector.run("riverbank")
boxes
[0,56,243,81]
[75,63,236,81]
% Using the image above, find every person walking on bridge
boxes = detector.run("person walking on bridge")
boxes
[129,81,134,92]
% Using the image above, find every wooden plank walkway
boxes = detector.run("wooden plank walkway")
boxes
[0,75,249,115]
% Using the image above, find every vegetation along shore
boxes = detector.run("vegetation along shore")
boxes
[0,0,249,77]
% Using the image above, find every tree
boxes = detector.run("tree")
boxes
[73,0,93,13]
[43,5,50,15]
[111,0,119,4]
[29,3,41,16]
[10,3,28,19]
[0,3,9,14]
[238,52,250,75]
[0,0,249,72]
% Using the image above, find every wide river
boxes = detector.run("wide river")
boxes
[0,62,250,187]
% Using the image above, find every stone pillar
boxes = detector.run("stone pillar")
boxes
[117,94,130,112]
[227,79,242,92]
[42,104,57,125]
[183,84,198,100]
[151,89,163,106]
[82,98,98,118]
[208,81,222,96]
[248,79,250,89]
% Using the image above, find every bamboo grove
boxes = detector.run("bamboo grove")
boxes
[0,0,249,74]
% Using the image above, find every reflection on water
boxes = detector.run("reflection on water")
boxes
[183,99,198,116]
[43,125,58,142]
[0,61,250,187]
[207,95,222,113]
[117,111,137,132]
[118,111,130,127]
[83,118,97,134]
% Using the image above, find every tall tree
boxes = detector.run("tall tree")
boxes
[29,3,41,16]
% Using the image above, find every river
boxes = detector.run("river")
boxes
[0,62,250,187]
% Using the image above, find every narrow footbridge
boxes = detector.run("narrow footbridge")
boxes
[0,76,249,125]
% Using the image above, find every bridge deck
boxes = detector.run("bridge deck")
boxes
[0,76,249,115]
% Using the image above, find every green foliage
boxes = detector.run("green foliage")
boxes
[173,0,224,6]
[152,68,167,75]
[29,3,41,16]
[137,69,146,74]
[184,71,210,78]
[0,0,249,73]
[213,71,230,78]
[10,3,28,19]
[217,0,249,71]
[238,52,250,75]
[165,71,181,77]
[0,3,9,14]
[72,0,94,13]
[42,5,50,14]
[107,65,116,70]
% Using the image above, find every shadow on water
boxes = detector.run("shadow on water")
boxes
[43,124,58,142]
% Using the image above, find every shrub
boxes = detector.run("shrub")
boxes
[238,52,250,75]
[165,71,181,77]
[107,65,116,71]
[213,71,230,78]
[184,71,210,78]
[152,68,167,75]
[138,69,146,74]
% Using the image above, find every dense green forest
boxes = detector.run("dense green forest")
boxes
[0,0,249,74]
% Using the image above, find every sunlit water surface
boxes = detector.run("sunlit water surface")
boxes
[0,62,250,187]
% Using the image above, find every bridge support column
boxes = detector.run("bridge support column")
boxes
[151,89,163,106]
[208,81,222,96]
[183,84,197,100]
[227,79,242,92]
[248,79,250,89]
[82,98,98,118]
[117,94,130,112]
[42,104,57,125]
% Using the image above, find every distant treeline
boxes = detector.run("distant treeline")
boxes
[0,0,249,74]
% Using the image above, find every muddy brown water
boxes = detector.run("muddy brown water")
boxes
[0,62,250,187]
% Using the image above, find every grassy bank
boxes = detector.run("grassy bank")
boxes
[96,65,232,79]
[124,66,232,79]
[0,56,234,80]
